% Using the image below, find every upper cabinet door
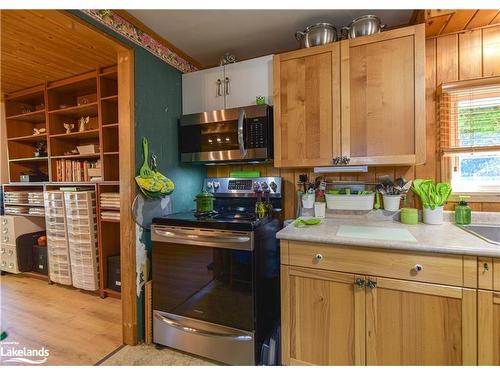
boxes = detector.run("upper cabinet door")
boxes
[224,55,273,109]
[182,66,225,115]
[341,24,426,165]
[273,44,341,168]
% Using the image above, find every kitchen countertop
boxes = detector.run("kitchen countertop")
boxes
[276,217,500,257]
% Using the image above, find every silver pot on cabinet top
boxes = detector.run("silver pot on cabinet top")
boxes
[295,23,338,48]
[341,15,385,39]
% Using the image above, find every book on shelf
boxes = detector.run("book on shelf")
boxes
[55,159,102,182]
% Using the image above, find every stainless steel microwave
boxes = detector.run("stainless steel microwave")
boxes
[179,105,273,164]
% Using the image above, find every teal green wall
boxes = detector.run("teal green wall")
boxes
[72,11,206,341]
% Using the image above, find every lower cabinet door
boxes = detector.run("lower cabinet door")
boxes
[478,290,500,365]
[281,266,365,365]
[365,277,477,365]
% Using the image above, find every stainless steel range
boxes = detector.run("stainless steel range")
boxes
[151,177,282,365]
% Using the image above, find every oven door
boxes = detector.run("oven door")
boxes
[151,225,256,364]
[179,105,270,163]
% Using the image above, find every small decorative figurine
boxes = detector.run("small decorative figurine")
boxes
[32,128,46,135]
[78,116,90,132]
[63,123,75,134]
[34,141,47,157]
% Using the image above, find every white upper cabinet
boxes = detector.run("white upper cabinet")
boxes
[182,55,273,115]
[223,55,273,110]
[182,66,224,115]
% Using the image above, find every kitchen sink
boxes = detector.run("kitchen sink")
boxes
[457,224,500,245]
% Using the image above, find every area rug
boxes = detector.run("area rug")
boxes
[96,344,216,366]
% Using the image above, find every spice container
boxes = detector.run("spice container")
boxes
[400,208,418,224]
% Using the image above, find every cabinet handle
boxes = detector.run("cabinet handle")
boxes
[367,280,377,289]
[414,264,423,272]
[483,263,489,271]
[314,253,323,261]
[224,77,230,95]
[216,79,222,97]
[354,278,366,288]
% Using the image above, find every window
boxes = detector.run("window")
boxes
[438,78,500,194]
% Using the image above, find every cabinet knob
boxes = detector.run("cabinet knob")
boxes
[354,278,366,288]
[314,253,323,261]
[367,279,377,289]
[2,228,8,234]
[414,264,423,272]
[484,263,489,271]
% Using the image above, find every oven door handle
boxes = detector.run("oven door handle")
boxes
[153,228,251,243]
[237,109,247,158]
[154,312,253,341]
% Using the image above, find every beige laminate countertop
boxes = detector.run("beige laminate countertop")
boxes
[276,217,500,257]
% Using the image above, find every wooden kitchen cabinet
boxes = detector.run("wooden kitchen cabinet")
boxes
[273,24,425,167]
[478,290,500,365]
[273,44,341,167]
[281,265,364,365]
[365,277,477,365]
[340,24,426,165]
[280,240,480,366]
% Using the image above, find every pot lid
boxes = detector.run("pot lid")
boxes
[351,14,380,23]
[303,22,336,32]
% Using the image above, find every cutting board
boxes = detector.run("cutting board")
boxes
[337,225,417,242]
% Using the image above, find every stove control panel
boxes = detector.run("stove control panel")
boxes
[204,177,282,196]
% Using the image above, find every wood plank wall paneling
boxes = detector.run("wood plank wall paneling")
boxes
[208,24,500,219]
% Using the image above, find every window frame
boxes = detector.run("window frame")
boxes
[438,76,500,202]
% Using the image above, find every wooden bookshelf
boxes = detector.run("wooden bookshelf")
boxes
[4,66,122,298]
[97,183,121,298]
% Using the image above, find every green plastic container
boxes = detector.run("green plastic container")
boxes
[455,196,471,225]
[400,208,418,224]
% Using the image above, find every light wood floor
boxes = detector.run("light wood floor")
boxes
[0,274,122,365]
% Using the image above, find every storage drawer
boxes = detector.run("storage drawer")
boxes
[1,244,19,273]
[286,241,464,287]
[64,199,95,210]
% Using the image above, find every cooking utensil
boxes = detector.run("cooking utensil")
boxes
[139,138,153,178]
[374,191,381,209]
[295,23,338,48]
[341,15,385,39]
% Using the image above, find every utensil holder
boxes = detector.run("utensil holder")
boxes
[314,202,326,218]
[301,193,315,209]
[383,195,401,212]
[423,206,444,225]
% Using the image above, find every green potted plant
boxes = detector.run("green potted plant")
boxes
[411,179,452,224]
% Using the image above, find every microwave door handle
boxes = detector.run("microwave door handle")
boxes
[237,109,247,158]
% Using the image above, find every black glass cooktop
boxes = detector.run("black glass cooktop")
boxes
[152,210,272,231]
